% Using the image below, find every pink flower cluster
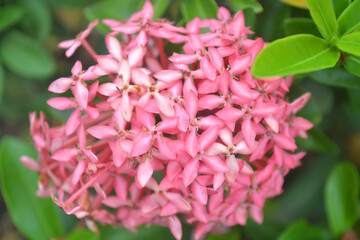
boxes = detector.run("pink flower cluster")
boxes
[22,1,313,239]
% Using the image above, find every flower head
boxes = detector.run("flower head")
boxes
[23,2,313,240]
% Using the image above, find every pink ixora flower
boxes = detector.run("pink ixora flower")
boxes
[22,1,313,240]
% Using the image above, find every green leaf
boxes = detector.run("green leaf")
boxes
[181,0,218,22]
[0,5,24,32]
[344,55,360,77]
[0,137,65,240]
[278,220,331,240]
[84,0,140,34]
[255,0,290,42]
[296,128,339,155]
[0,64,3,104]
[49,0,98,8]
[306,0,337,41]
[283,18,322,38]
[252,34,340,78]
[0,31,55,79]
[331,0,351,17]
[337,32,360,57]
[67,229,99,240]
[20,0,51,39]
[243,219,284,240]
[206,228,241,240]
[325,162,359,236]
[310,68,360,88]
[150,0,171,20]
[229,0,263,13]
[337,0,360,36]
[99,225,174,240]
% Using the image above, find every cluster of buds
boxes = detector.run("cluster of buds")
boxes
[21,1,313,240]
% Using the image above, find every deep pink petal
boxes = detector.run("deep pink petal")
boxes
[229,54,251,75]
[169,53,198,64]
[20,156,40,171]
[200,57,217,81]
[154,92,174,117]
[52,148,78,162]
[192,181,208,205]
[215,106,244,122]
[130,132,153,156]
[184,90,198,121]
[208,47,223,71]
[168,216,182,240]
[202,155,229,173]
[199,126,219,151]
[65,108,81,135]
[154,70,182,83]
[72,160,86,185]
[185,128,199,158]
[198,95,225,110]
[47,97,76,110]
[242,117,256,148]
[71,61,83,75]
[191,201,208,223]
[71,82,89,110]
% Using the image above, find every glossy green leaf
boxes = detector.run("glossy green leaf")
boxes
[85,0,140,34]
[0,137,65,240]
[278,220,331,240]
[310,68,360,88]
[255,0,290,42]
[284,18,322,38]
[67,229,99,240]
[0,31,55,79]
[0,5,24,32]
[229,0,263,13]
[20,0,51,39]
[337,0,360,36]
[99,225,174,240]
[297,128,339,155]
[337,32,360,57]
[306,0,337,41]
[344,55,360,77]
[0,64,3,104]
[181,0,218,22]
[253,34,340,77]
[325,162,359,236]
[331,0,351,17]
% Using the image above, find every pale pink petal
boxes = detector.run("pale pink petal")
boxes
[47,97,76,110]
[208,47,223,71]
[20,156,40,171]
[192,181,208,205]
[121,92,133,121]
[191,201,208,223]
[88,125,117,139]
[82,19,99,38]
[242,117,256,148]
[217,6,231,20]
[235,207,247,225]
[119,60,131,84]
[230,11,245,37]
[115,176,127,200]
[213,173,225,190]
[168,216,182,240]
[200,57,216,81]
[185,128,199,158]
[98,83,118,96]
[71,82,89,110]
[199,126,219,151]
[156,117,179,133]
[72,160,86,185]
[264,115,279,133]
[183,157,199,187]
[52,148,78,162]
[215,106,244,122]
[65,108,81,135]
[160,202,178,216]
[202,155,229,173]
[131,69,151,87]
[166,192,192,211]
[137,157,153,187]
[156,136,176,160]
[198,95,225,110]
[135,106,155,130]
[225,155,239,183]
[169,53,198,64]
[184,90,198,121]
[218,127,233,146]
[109,140,127,167]
[128,45,145,67]
[154,92,174,117]
[252,102,278,117]
[273,134,297,151]
[78,123,86,149]
[65,41,81,58]
[58,39,75,49]
[142,0,154,20]
[206,142,227,155]
[106,35,122,60]
[250,205,263,224]
[130,132,152,156]
[72,61,83,75]
[154,70,182,83]
[97,56,119,73]
[48,77,73,93]
[166,161,181,181]
[84,106,99,120]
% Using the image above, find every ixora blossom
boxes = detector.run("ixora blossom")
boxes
[21,1,313,240]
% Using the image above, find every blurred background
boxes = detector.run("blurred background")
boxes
[0,0,359,239]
